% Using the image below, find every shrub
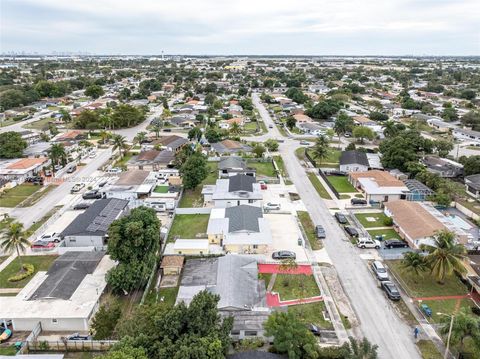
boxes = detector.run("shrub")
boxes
[383,217,394,226]
[8,263,35,282]
[471,306,480,316]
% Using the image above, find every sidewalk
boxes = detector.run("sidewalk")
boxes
[266,292,323,307]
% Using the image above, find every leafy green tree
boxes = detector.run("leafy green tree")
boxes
[265,139,279,152]
[150,122,162,139]
[334,112,354,144]
[401,252,428,278]
[312,135,330,166]
[462,156,480,176]
[205,128,222,143]
[382,121,405,138]
[111,104,145,128]
[0,131,27,158]
[434,139,454,157]
[74,109,100,129]
[369,111,388,122]
[285,87,309,104]
[353,126,375,144]
[173,145,194,169]
[344,336,378,359]
[306,99,342,120]
[91,300,122,339]
[106,207,161,293]
[99,130,111,144]
[442,106,458,122]
[253,144,266,158]
[188,127,203,142]
[180,153,208,189]
[439,309,480,355]
[286,116,297,130]
[0,222,30,267]
[229,122,242,136]
[264,311,319,359]
[422,230,466,284]
[59,108,72,123]
[459,89,476,100]
[461,111,480,131]
[112,134,128,157]
[85,84,105,99]
[100,345,148,359]
[48,143,67,172]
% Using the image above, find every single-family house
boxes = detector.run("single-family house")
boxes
[211,140,252,155]
[297,122,325,136]
[203,174,263,208]
[339,151,369,172]
[149,135,188,153]
[102,170,156,200]
[207,205,272,254]
[422,156,463,178]
[218,157,256,178]
[427,118,456,133]
[465,174,480,199]
[453,128,480,143]
[349,170,409,203]
[0,157,50,182]
[127,149,175,171]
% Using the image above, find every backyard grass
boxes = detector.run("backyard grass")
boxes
[307,173,332,200]
[367,229,402,240]
[273,155,292,184]
[272,274,320,301]
[154,185,169,193]
[0,345,17,356]
[166,214,209,242]
[178,162,218,207]
[289,302,333,329]
[298,211,322,250]
[18,185,56,207]
[423,298,475,323]
[326,176,357,193]
[146,286,179,308]
[355,212,390,228]
[0,255,57,288]
[203,162,218,185]
[259,273,272,290]
[295,147,306,161]
[247,160,276,177]
[387,260,469,298]
[416,340,442,359]
[0,184,43,207]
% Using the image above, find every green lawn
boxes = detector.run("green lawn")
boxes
[355,212,390,228]
[326,176,357,193]
[0,255,57,288]
[113,152,133,169]
[145,286,179,308]
[424,298,474,323]
[178,162,218,208]
[0,184,43,207]
[0,345,17,356]
[25,117,53,130]
[416,340,442,359]
[298,211,322,250]
[166,214,209,242]
[272,274,320,301]
[259,273,272,290]
[0,218,13,232]
[203,162,218,185]
[367,229,402,240]
[18,185,56,207]
[387,260,469,298]
[247,160,276,177]
[306,148,341,167]
[154,185,169,193]
[289,302,333,329]
[307,173,332,200]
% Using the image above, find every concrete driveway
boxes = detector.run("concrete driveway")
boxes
[266,213,308,263]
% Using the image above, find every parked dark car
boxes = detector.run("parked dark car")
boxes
[308,324,321,336]
[351,198,367,205]
[384,239,409,249]
[334,212,348,224]
[316,225,326,239]
[73,203,91,210]
[66,333,92,341]
[272,251,296,260]
[82,190,102,200]
[344,226,359,238]
[381,281,401,301]
[98,180,108,187]
[163,128,172,132]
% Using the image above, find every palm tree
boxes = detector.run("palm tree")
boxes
[401,252,428,280]
[382,121,398,138]
[48,143,67,174]
[229,122,242,136]
[422,230,466,284]
[99,130,111,145]
[150,122,162,139]
[161,108,172,120]
[0,222,30,267]
[345,336,378,359]
[439,309,480,355]
[312,134,330,166]
[112,134,128,157]
[134,131,147,145]
[59,108,72,123]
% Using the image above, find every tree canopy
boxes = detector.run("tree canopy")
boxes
[180,153,208,189]
[0,131,27,158]
[306,99,342,120]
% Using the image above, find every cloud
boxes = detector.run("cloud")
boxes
[1,0,479,55]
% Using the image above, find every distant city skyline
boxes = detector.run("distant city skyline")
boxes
[1,0,479,56]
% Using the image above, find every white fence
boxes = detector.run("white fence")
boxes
[175,207,212,215]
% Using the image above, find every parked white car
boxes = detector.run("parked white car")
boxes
[264,202,281,211]
[36,232,61,243]
[371,260,389,281]
[357,238,381,249]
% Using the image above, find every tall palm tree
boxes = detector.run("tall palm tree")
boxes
[439,309,480,355]
[229,122,242,136]
[401,252,428,280]
[134,131,147,145]
[312,134,330,166]
[422,230,466,284]
[99,130,111,145]
[112,134,128,157]
[382,121,398,138]
[346,336,378,359]
[58,108,72,123]
[0,222,30,267]
[48,143,67,174]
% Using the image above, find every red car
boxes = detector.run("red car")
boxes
[31,241,55,249]
[260,183,267,190]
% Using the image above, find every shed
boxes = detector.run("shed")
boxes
[160,255,184,275]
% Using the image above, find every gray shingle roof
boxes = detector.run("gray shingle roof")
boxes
[228,174,256,192]
[340,150,369,167]
[225,205,262,232]
[218,156,247,170]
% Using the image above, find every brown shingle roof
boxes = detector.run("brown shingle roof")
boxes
[115,170,150,186]
[384,200,446,240]
[137,150,160,161]
[160,255,184,268]
[350,170,404,187]
[221,140,242,149]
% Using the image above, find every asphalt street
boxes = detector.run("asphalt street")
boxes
[253,94,421,359]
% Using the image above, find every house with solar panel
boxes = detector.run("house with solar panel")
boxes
[61,198,129,248]
[206,205,272,254]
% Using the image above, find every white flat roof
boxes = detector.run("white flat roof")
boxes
[173,239,209,250]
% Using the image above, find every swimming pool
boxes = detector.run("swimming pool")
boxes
[446,215,472,231]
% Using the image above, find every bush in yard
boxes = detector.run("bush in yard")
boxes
[8,263,34,282]
[383,217,393,226]
[471,306,480,316]
[91,299,122,339]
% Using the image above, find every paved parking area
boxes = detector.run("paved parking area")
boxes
[266,213,308,263]
[262,184,293,213]
[378,245,413,260]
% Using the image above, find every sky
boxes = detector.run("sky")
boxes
[1,0,479,56]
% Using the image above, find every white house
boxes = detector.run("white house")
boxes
[202,174,263,208]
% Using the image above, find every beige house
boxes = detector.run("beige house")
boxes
[173,239,209,255]
[349,170,408,203]
[160,255,184,275]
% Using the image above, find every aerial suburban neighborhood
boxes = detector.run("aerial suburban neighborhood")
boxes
[0,3,479,358]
